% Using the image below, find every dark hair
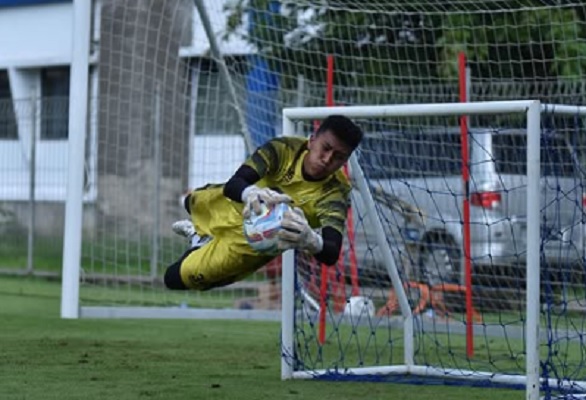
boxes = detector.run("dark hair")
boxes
[316,115,363,150]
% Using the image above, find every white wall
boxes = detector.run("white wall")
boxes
[0,0,249,202]
[0,1,98,202]
[0,67,98,202]
[0,2,73,68]
[189,135,246,190]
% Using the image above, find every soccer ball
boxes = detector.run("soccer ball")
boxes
[243,202,291,255]
[343,296,375,320]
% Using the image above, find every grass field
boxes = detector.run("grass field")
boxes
[0,276,528,400]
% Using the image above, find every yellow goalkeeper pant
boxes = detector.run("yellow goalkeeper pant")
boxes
[179,238,274,291]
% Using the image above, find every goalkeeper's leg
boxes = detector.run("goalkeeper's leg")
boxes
[172,219,212,248]
[164,238,273,291]
[164,247,195,290]
[166,227,212,289]
[172,193,212,248]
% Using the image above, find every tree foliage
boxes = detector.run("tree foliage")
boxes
[438,6,586,79]
[225,0,586,88]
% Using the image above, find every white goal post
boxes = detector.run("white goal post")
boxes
[280,100,586,400]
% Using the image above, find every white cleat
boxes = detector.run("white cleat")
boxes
[172,219,196,239]
[172,219,212,249]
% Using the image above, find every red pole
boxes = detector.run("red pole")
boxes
[325,55,334,106]
[459,52,474,358]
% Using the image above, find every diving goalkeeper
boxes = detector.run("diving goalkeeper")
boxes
[164,115,363,291]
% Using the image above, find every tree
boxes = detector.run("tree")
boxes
[225,1,586,87]
[226,0,438,88]
[437,6,586,80]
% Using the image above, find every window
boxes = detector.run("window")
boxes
[0,70,17,140]
[41,67,69,140]
[360,130,462,179]
[493,134,576,177]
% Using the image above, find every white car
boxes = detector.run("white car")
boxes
[351,127,585,287]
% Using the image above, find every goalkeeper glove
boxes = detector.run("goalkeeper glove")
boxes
[277,208,324,254]
[241,185,292,218]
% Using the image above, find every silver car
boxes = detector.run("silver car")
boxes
[351,127,585,287]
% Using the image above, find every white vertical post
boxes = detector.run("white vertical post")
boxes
[281,114,296,380]
[61,0,92,319]
[281,249,296,379]
[27,97,37,274]
[349,154,414,368]
[525,100,541,400]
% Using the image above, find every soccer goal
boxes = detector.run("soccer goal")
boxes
[280,101,586,400]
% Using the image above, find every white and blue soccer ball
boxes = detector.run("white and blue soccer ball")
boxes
[243,202,292,255]
[343,296,376,320]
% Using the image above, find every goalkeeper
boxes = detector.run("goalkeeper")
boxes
[164,115,363,291]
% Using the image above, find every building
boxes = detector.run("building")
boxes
[0,0,257,236]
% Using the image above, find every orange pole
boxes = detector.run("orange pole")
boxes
[326,55,334,106]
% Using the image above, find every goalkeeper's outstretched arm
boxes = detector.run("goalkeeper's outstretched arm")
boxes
[224,166,342,265]
[223,137,277,203]
[224,165,291,217]
[278,208,343,266]
[312,227,343,266]
[223,164,260,202]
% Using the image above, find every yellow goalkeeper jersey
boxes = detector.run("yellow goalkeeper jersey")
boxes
[188,136,351,256]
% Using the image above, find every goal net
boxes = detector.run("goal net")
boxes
[61,0,586,397]
[281,102,586,400]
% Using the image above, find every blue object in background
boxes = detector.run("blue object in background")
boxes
[246,56,279,150]
[0,0,69,7]
[245,1,280,150]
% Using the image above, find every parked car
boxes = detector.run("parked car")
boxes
[351,127,585,287]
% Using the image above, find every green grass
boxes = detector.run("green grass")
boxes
[0,234,186,275]
[0,234,63,271]
[0,276,527,400]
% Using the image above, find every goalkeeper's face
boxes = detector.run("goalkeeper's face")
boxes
[304,130,353,180]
